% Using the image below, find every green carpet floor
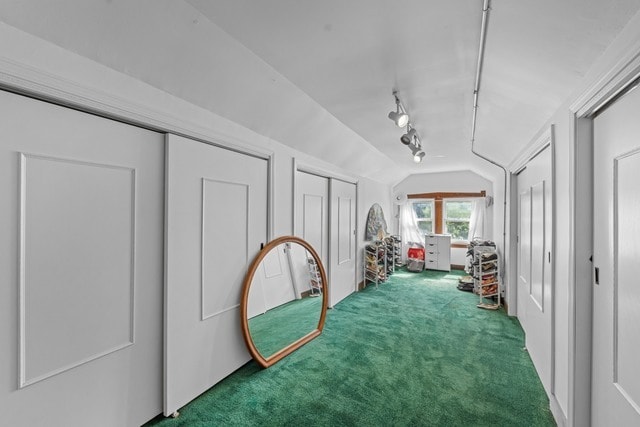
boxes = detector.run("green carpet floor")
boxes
[249,294,322,358]
[146,268,556,426]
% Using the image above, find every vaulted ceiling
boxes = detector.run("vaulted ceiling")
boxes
[184,0,640,181]
[1,0,639,184]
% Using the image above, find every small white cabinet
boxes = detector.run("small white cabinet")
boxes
[424,234,451,271]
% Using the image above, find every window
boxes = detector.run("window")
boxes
[407,191,486,245]
[412,200,434,234]
[443,200,472,241]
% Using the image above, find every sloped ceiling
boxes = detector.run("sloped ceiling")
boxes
[1,0,639,184]
[186,0,640,177]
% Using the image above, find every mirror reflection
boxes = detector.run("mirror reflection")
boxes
[241,237,328,367]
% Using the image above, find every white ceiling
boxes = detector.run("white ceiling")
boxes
[1,0,640,184]
[185,0,640,178]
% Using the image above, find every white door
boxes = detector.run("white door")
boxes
[0,90,164,426]
[517,167,531,334]
[592,83,640,425]
[516,146,553,394]
[165,134,268,415]
[295,171,329,267]
[329,179,357,307]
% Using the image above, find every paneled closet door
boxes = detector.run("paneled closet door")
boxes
[591,82,640,426]
[0,90,164,426]
[164,135,268,416]
[516,145,553,395]
[295,171,329,267]
[329,179,357,307]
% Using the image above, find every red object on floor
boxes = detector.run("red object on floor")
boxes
[407,247,425,260]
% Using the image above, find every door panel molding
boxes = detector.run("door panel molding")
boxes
[19,153,137,388]
[201,178,249,321]
[530,180,545,312]
[337,196,354,265]
[613,150,640,413]
[515,142,554,400]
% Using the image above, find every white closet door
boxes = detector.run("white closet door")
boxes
[164,134,268,416]
[295,171,329,267]
[329,179,357,307]
[516,146,553,395]
[0,90,164,426]
[592,83,640,425]
[517,171,531,334]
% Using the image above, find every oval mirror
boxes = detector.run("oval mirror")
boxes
[240,236,328,368]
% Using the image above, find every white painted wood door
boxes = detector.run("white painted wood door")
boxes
[0,90,164,426]
[516,146,553,394]
[295,171,329,267]
[592,84,640,425]
[329,179,357,307]
[517,167,531,334]
[164,134,268,416]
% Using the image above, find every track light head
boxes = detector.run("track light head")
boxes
[409,141,425,163]
[390,90,424,162]
[400,128,417,145]
[388,91,409,127]
[388,110,409,128]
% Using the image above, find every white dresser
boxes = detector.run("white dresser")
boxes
[424,234,451,271]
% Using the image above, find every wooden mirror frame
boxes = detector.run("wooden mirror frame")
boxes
[240,235,329,368]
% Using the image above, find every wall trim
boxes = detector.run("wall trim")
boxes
[571,49,640,117]
[0,56,276,163]
[550,394,568,427]
[509,127,553,174]
[294,159,359,185]
[407,191,486,199]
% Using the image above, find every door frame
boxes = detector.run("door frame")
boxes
[292,158,359,303]
[569,45,640,427]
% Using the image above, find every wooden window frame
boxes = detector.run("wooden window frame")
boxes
[408,191,486,248]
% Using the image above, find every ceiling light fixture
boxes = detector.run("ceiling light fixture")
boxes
[389,90,427,163]
[409,139,426,163]
[388,91,409,127]
[401,126,417,145]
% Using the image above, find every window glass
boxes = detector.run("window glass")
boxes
[412,201,433,234]
[444,200,472,241]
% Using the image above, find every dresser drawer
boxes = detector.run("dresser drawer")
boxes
[425,235,439,246]
[424,259,438,269]
[425,250,438,261]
